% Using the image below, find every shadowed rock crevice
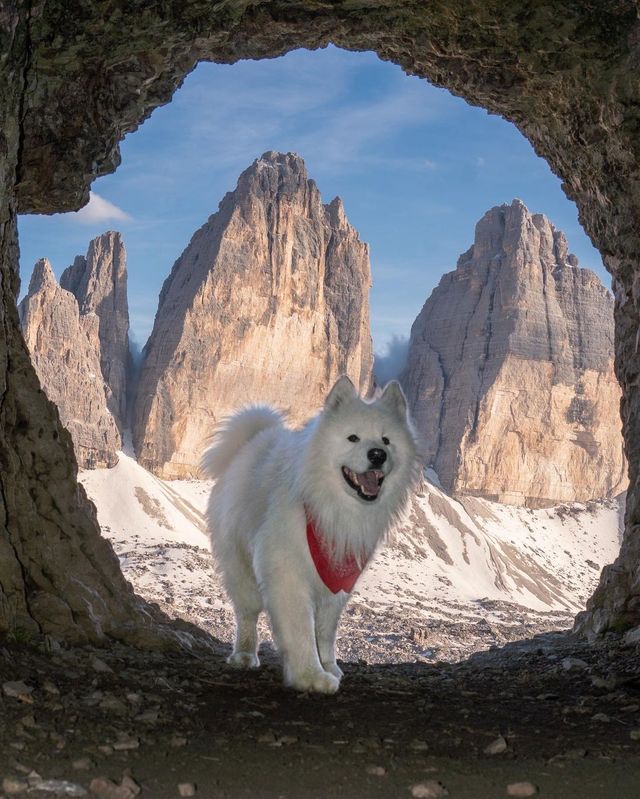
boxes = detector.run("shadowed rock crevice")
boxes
[1,1,640,640]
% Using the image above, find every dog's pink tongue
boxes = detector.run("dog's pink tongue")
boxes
[359,470,382,496]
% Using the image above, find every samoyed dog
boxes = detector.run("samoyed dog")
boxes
[201,376,419,694]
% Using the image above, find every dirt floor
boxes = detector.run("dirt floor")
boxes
[2,630,640,799]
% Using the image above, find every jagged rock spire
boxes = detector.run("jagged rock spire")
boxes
[133,151,373,478]
[402,200,625,507]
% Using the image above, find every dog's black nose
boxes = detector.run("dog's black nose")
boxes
[367,448,387,467]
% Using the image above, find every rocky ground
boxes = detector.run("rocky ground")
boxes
[1,630,640,798]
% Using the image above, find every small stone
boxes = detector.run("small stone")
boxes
[630,729,640,741]
[561,657,589,671]
[120,776,141,797]
[99,696,128,714]
[42,680,60,695]
[410,781,449,798]
[29,779,87,796]
[2,777,29,795]
[564,748,587,759]
[178,784,196,797]
[170,735,188,747]
[97,745,114,756]
[590,674,617,689]
[591,713,610,722]
[366,765,386,776]
[2,681,34,703]
[112,737,140,751]
[89,776,140,799]
[410,739,429,751]
[91,656,114,674]
[73,756,95,770]
[484,735,508,755]
[506,782,538,797]
[20,712,38,729]
[135,709,159,724]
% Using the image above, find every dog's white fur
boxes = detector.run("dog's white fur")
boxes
[202,376,419,693]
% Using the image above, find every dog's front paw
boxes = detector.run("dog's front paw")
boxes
[287,668,340,694]
[227,651,260,669]
[322,662,344,681]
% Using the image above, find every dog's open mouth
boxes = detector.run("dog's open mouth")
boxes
[341,466,385,502]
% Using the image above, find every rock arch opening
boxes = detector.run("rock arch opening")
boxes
[2,2,640,649]
[15,46,625,662]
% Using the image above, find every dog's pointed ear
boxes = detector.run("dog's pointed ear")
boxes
[379,380,408,417]
[325,375,357,412]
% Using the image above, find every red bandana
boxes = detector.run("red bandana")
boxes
[306,512,367,594]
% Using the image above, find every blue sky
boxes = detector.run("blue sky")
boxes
[18,46,608,358]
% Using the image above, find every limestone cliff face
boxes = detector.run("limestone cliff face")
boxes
[19,259,121,468]
[61,231,130,429]
[133,151,373,478]
[403,200,626,508]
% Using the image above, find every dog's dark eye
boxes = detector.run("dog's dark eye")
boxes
[382,436,390,446]
[347,434,360,443]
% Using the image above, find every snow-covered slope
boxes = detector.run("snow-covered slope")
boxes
[79,452,623,663]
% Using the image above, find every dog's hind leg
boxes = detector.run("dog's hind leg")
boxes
[316,596,346,681]
[228,602,261,669]
[224,552,262,669]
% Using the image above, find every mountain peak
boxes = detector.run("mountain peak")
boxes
[133,154,373,478]
[28,257,57,294]
[465,199,579,270]
[403,202,623,508]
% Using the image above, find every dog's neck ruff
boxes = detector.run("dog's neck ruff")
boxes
[305,510,368,594]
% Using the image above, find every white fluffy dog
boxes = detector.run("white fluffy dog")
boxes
[201,376,419,693]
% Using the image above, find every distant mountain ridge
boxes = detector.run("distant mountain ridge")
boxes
[19,179,625,510]
[402,199,626,507]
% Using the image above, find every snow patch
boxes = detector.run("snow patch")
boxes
[79,451,622,663]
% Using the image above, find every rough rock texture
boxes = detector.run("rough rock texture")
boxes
[403,200,626,508]
[61,232,130,429]
[19,259,121,468]
[133,151,373,478]
[3,0,640,640]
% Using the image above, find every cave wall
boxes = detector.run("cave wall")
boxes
[0,5,210,648]
[3,0,640,641]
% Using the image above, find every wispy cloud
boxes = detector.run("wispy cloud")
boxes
[116,48,452,199]
[70,192,132,225]
[374,334,410,383]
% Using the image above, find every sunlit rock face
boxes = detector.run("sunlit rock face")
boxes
[19,258,121,467]
[133,151,373,478]
[61,231,130,430]
[403,200,626,508]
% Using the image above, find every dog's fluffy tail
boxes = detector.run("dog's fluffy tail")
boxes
[200,406,284,480]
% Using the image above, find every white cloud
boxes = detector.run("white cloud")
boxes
[71,192,132,225]
[374,334,410,384]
